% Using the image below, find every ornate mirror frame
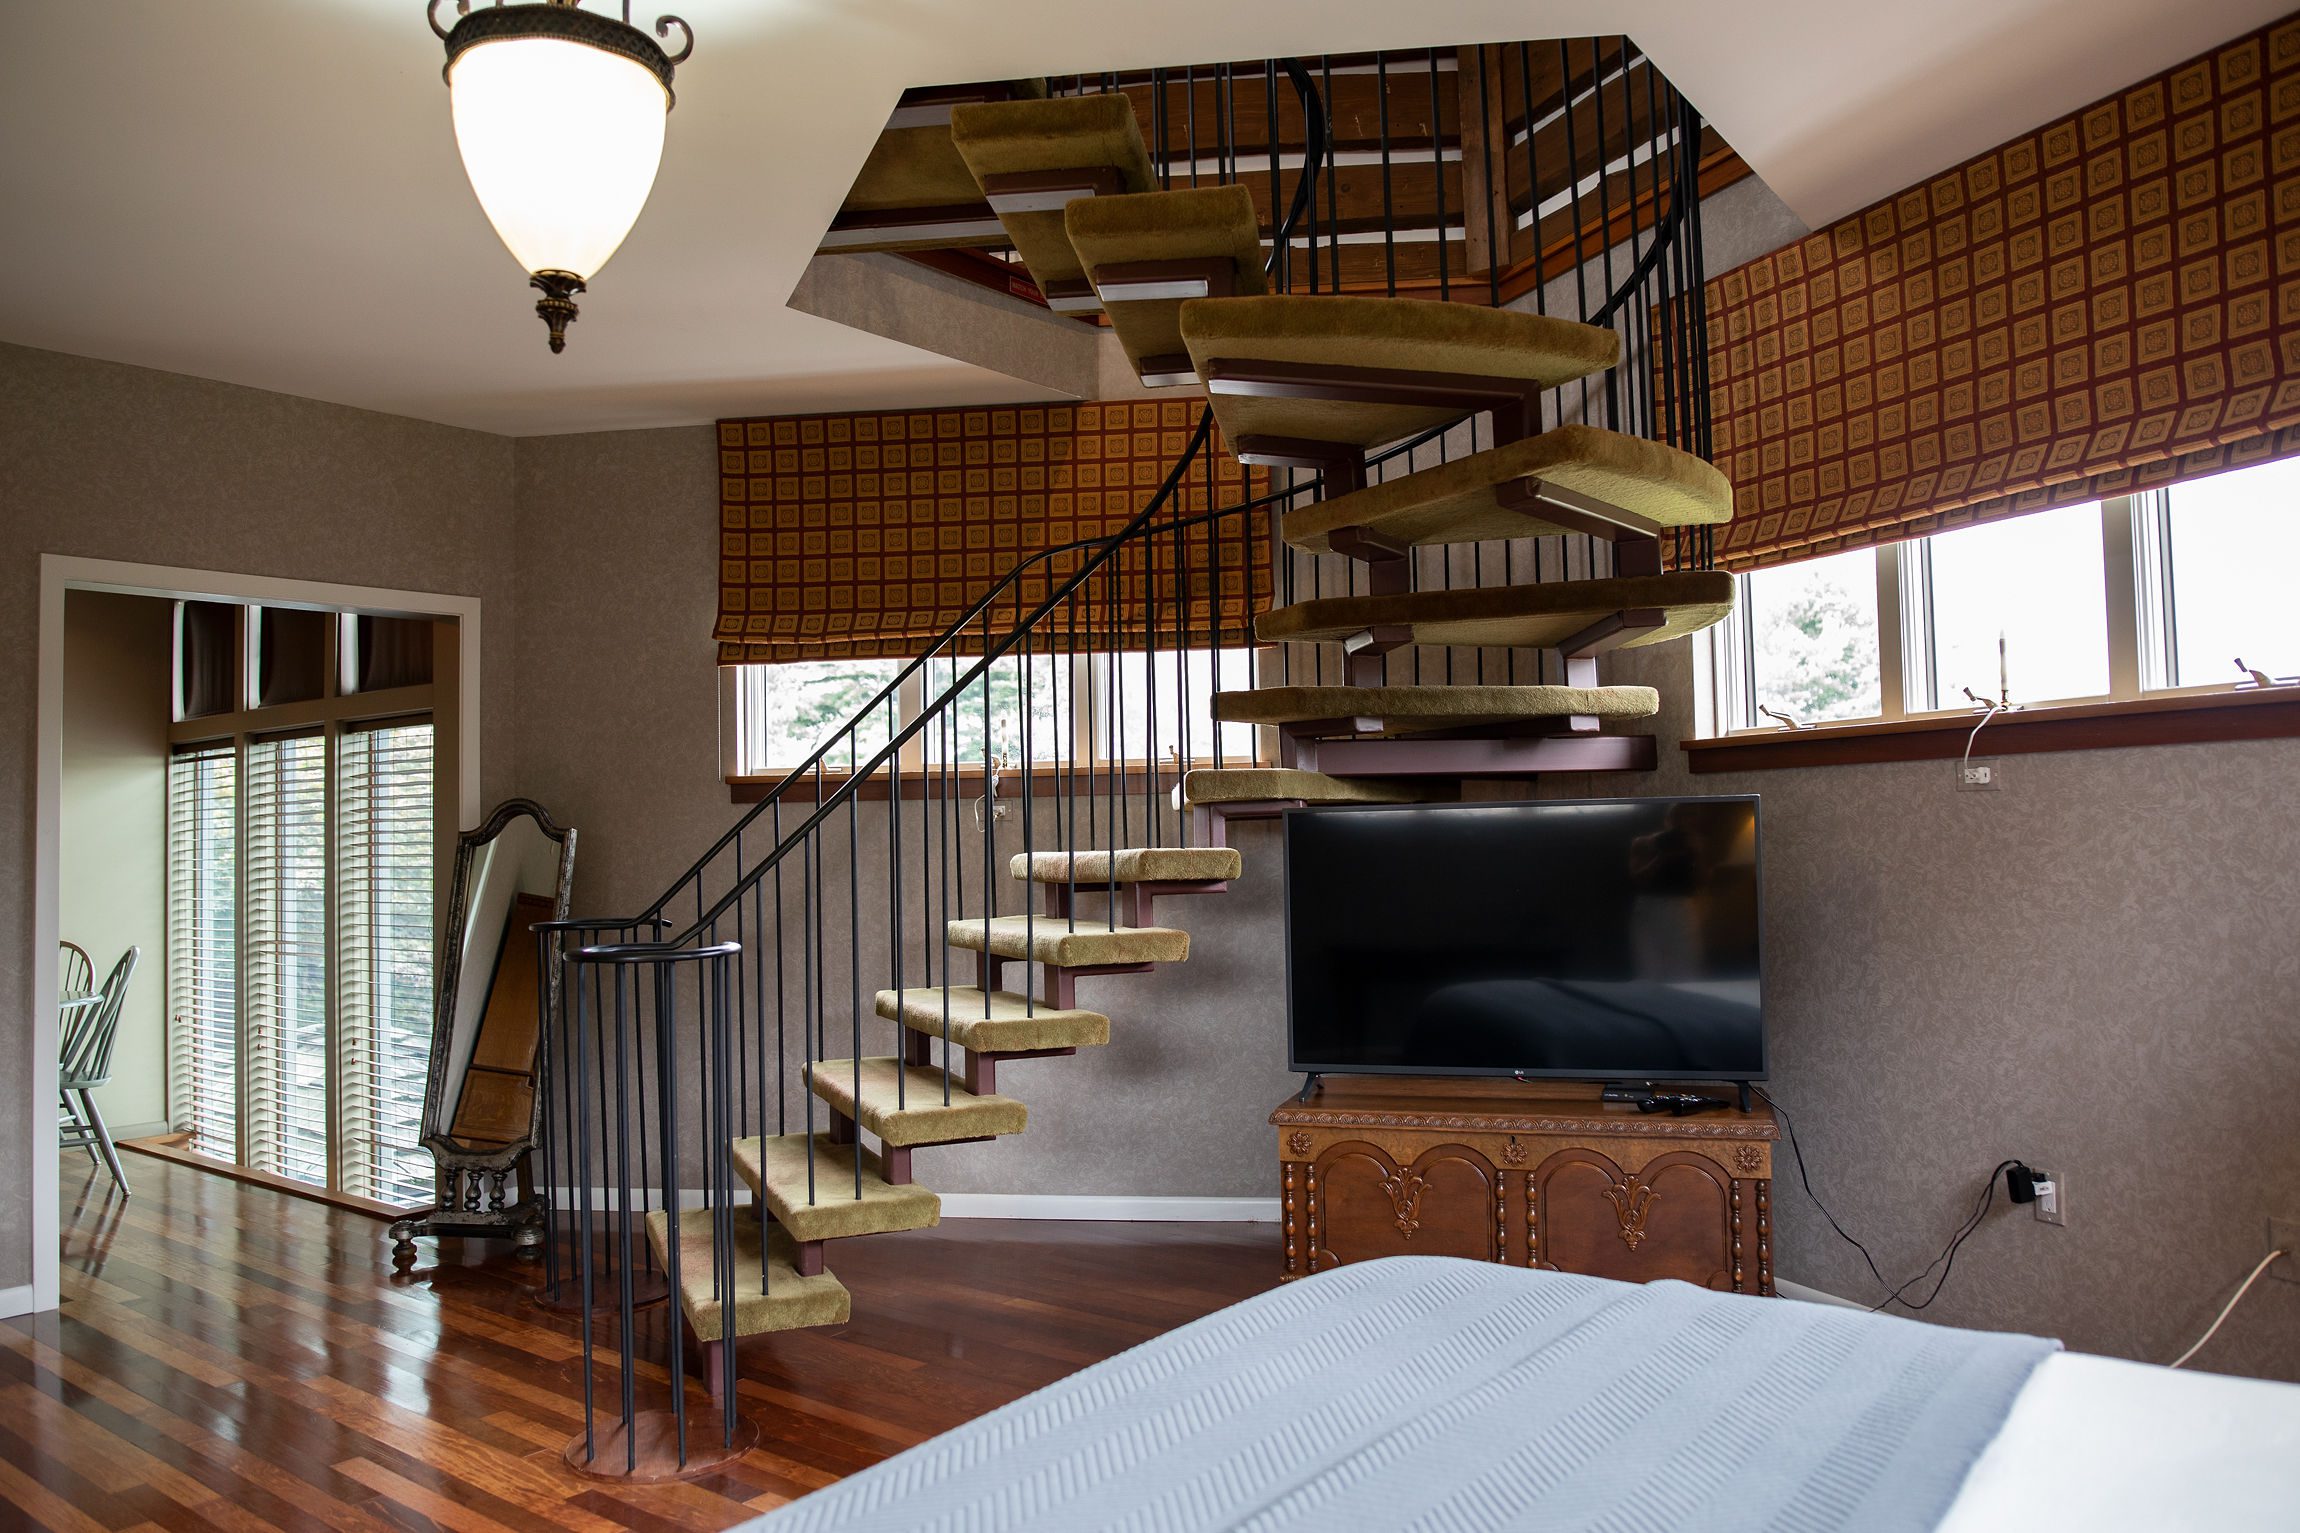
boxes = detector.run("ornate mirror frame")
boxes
[389,798,576,1270]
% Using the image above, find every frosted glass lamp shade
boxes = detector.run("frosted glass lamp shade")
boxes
[447,35,668,283]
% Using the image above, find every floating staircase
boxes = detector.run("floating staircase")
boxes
[542,46,1742,1456]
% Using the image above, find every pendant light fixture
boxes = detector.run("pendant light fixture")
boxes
[428,1,693,353]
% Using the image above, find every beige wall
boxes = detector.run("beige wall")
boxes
[506,410,2299,1383]
[0,341,519,1294]
[58,590,172,1134]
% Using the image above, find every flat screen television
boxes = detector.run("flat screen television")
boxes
[1285,796,1764,1082]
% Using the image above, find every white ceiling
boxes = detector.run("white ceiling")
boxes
[2,0,2285,437]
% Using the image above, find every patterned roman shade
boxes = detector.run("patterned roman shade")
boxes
[1702,16,2300,569]
[715,399,1266,664]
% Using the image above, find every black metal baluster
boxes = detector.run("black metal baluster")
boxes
[848,733,862,1198]
[1430,51,1449,301]
[1377,51,1396,296]
[610,962,636,1472]
[652,958,686,1469]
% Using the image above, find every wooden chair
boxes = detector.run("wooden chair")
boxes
[60,946,138,1197]
[59,940,94,1001]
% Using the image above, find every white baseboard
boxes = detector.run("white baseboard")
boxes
[541,1188,1280,1223]
[937,1194,1281,1222]
[1775,1277,1862,1309]
[0,1284,37,1320]
[111,1120,171,1140]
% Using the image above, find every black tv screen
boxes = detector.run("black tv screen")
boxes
[1285,797,1764,1081]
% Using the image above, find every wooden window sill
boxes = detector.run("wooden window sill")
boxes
[120,1134,427,1221]
[1683,687,2300,773]
[728,761,1242,805]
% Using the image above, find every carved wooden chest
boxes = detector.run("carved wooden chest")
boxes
[1271,1076,1777,1294]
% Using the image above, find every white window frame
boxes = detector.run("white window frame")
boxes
[723,650,1272,778]
[1696,491,2273,738]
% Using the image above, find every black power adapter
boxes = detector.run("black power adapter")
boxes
[2004,1163,2042,1204]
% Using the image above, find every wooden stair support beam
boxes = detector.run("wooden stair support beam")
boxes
[1254,573,1734,654]
[977,165,1128,213]
[1203,358,1543,445]
[975,948,1157,1009]
[895,1027,1074,1111]
[1048,877,1234,929]
[1091,256,1239,303]
[818,204,1009,252]
[1232,434,1371,496]
[1217,683,1658,737]
[1299,732,1660,776]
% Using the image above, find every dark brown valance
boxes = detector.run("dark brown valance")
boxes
[715,398,1266,664]
[1699,16,2300,569]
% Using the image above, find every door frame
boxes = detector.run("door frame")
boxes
[20,554,482,1317]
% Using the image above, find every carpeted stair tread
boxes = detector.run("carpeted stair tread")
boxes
[843,127,993,214]
[1257,571,1738,651]
[642,1209,851,1341]
[949,95,1158,297]
[733,1132,941,1243]
[1181,768,1428,806]
[812,1056,1029,1148]
[1211,684,1659,735]
[1284,425,1734,553]
[874,987,1112,1054]
[1181,295,1620,451]
[1065,186,1267,382]
[947,913,1190,968]
[1010,847,1242,884]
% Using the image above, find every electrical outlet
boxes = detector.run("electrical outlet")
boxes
[2270,1218,2300,1282]
[2033,1170,2066,1226]
[1956,758,2002,792]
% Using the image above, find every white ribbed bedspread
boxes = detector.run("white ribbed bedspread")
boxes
[742,1257,2057,1532]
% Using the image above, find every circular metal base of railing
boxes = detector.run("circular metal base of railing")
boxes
[561,1408,758,1482]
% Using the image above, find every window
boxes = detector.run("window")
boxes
[732,649,1268,776]
[244,732,329,1186]
[1703,457,2300,735]
[1918,503,2109,709]
[338,721,437,1206]
[2151,458,2300,686]
[736,659,901,771]
[1728,546,1881,727]
[166,742,238,1164]
[163,605,445,1207]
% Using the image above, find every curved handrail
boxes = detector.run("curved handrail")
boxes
[622,61,1333,927]
[605,59,1701,944]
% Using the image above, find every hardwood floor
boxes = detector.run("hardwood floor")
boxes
[4,1151,1278,1531]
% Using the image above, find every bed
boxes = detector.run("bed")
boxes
[743,1257,2300,1531]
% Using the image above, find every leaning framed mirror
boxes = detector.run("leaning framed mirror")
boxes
[389,798,575,1270]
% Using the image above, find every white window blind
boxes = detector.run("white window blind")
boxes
[337,720,437,1206]
[166,743,239,1163]
[245,732,330,1188]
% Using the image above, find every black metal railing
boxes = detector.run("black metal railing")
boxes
[535,43,1717,1470]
